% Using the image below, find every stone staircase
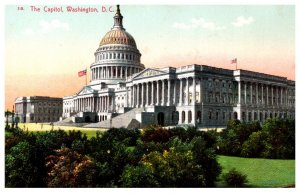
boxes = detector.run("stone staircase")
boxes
[84,107,145,129]
[54,112,86,127]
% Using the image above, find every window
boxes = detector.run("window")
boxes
[209,111,212,120]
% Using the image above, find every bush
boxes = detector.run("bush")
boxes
[222,168,248,187]
[241,131,266,158]
[141,125,171,143]
[45,148,97,187]
[5,141,40,187]
[121,164,159,187]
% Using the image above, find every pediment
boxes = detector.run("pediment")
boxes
[77,86,94,96]
[133,68,166,79]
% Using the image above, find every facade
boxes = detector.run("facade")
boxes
[62,5,295,128]
[15,96,63,123]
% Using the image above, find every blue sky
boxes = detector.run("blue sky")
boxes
[4,4,295,110]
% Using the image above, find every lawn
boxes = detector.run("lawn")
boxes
[218,155,295,188]
[17,123,106,139]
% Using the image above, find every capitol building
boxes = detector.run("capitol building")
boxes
[61,5,295,129]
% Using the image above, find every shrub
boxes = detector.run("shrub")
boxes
[222,168,248,187]
[141,125,171,143]
[45,148,97,187]
[120,164,159,187]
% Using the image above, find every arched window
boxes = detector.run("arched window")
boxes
[197,111,202,124]
[233,112,238,120]
[188,111,192,123]
[182,111,185,123]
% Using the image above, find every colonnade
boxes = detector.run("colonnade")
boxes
[73,95,113,112]
[237,81,293,107]
[129,77,203,108]
[91,66,142,80]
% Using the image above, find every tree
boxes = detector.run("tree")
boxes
[140,149,205,187]
[141,125,171,143]
[5,141,40,187]
[121,164,159,187]
[191,136,221,187]
[241,131,266,158]
[261,118,295,159]
[45,148,97,187]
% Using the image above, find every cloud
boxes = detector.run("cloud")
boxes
[39,19,70,33]
[232,16,254,27]
[24,19,70,36]
[173,17,226,31]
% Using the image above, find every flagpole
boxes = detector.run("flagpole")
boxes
[85,68,87,86]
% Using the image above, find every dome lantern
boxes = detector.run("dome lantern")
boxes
[112,5,124,30]
[99,5,137,47]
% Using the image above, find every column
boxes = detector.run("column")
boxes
[256,83,258,104]
[173,80,177,105]
[130,86,133,107]
[146,82,149,106]
[192,77,196,105]
[125,87,128,107]
[125,67,128,78]
[271,86,274,105]
[266,86,269,106]
[285,87,288,106]
[151,82,154,105]
[261,84,264,105]
[99,97,101,112]
[107,96,110,112]
[102,96,105,111]
[141,83,144,107]
[244,82,247,104]
[103,96,105,111]
[162,80,165,106]
[238,81,241,104]
[185,78,189,105]
[92,97,94,112]
[78,98,80,111]
[199,78,203,103]
[137,84,140,107]
[179,79,183,105]
[276,86,279,106]
[178,111,182,124]
[250,83,253,104]
[95,97,97,112]
[156,81,160,105]
[111,66,113,78]
[133,85,136,107]
[167,79,171,106]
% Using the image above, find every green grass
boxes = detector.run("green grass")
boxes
[218,155,295,188]
[17,123,106,139]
